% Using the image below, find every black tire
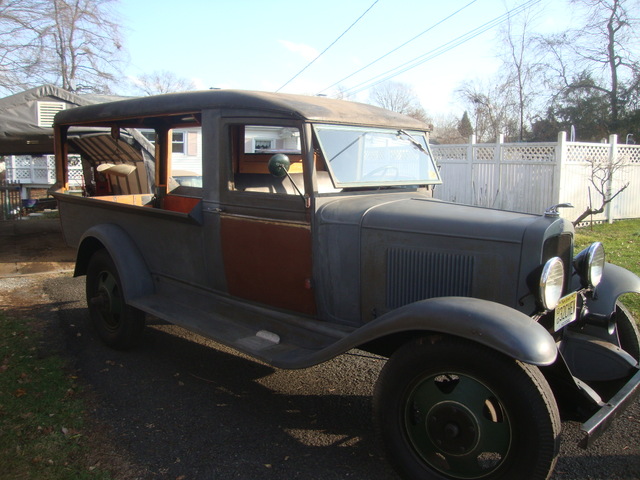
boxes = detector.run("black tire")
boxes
[86,249,145,350]
[373,336,561,480]
[613,301,640,362]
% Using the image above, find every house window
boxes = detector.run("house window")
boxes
[172,132,185,153]
[244,126,301,154]
[140,130,155,144]
[254,139,275,151]
[37,102,66,127]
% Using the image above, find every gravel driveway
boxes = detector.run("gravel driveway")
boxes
[0,272,634,479]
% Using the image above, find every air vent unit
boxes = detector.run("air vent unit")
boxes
[37,102,66,127]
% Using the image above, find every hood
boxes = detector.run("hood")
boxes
[318,194,540,244]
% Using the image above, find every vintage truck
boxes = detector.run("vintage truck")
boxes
[50,90,640,480]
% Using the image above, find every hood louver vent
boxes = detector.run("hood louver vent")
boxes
[387,248,474,309]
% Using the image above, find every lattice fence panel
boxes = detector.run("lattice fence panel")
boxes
[431,145,467,162]
[473,146,495,161]
[566,144,609,163]
[502,144,555,162]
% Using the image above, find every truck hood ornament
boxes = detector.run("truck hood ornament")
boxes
[545,203,574,217]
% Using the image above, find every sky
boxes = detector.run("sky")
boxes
[120,0,575,118]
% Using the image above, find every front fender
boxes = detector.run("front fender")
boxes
[581,263,640,316]
[287,297,558,369]
[359,297,557,366]
[74,223,154,302]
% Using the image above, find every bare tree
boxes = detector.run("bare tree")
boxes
[330,84,354,101]
[572,155,630,226]
[538,0,639,133]
[134,70,196,95]
[0,0,48,93]
[0,0,124,94]
[368,81,429,123]
[572,0,639,125]
[457,80,518,142]
[499,7,542,141]
[431,113,467,144]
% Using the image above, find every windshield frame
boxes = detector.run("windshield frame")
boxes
[313,124,441,189]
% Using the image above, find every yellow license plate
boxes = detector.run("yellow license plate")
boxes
[554,292,577,331]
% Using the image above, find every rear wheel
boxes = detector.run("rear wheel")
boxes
[86,249,145,350]
[373,336,561,480]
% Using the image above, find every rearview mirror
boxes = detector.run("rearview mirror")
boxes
[268,154,290,178]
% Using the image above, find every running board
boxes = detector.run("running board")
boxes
[128,278,353,369]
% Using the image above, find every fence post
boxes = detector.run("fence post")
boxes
[552,132,566,207]
[606,134,618,224]
[495,134,504,209]
[467,135,475,205]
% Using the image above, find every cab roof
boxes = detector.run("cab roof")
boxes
[54,89,428,130]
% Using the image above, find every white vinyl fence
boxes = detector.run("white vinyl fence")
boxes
[5,154,84,189]
[430,132,640,224]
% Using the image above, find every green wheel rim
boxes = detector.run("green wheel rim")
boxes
[404,373,512,479]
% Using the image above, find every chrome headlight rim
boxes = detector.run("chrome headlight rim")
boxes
[573,242,605,288]
[539,256,565,311]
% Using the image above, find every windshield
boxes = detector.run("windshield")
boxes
[314,125,441,188]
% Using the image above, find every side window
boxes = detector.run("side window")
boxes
[231,125,303,195]
[140,127,203,191]
[169,127,203,190]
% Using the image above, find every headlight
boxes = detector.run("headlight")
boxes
[573,242,605,288]
[539,257,565,310]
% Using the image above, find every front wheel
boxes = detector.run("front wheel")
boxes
[373,336,561,480]
[613,301,640,362]
[86,249,145,350]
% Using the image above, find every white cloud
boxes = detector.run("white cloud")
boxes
[279,40,319,61]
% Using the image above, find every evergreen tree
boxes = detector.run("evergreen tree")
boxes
[458,111,474,139]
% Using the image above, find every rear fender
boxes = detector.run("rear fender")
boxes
[359,297,557,366]
[74,223,154,302]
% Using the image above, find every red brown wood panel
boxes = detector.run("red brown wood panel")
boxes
[221,215,316,315]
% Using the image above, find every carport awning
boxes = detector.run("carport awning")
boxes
[0,85,128,155]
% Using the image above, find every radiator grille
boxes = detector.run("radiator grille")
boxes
[386,248,474,309]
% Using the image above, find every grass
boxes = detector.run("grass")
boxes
[574,218,640,322]
[0,313,110,480]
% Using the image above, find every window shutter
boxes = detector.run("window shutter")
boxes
[187,132,198,156]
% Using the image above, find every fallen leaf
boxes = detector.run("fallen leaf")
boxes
[14,388,27,397]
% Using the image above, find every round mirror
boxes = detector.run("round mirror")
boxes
[268,154,290,178]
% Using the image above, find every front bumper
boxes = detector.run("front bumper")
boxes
[579,367,640,448]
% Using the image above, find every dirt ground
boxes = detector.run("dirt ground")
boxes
[0,216,75,278]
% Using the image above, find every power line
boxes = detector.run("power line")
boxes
[276,0,380,93]
[339,0,541,97]
[317,0,479,95]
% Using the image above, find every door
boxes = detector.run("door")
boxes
[220,122,316,315]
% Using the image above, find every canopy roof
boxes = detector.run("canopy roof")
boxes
[0,85,128,155]
[55,89,429,130]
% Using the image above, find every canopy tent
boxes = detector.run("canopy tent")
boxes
[0,85,127,155]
